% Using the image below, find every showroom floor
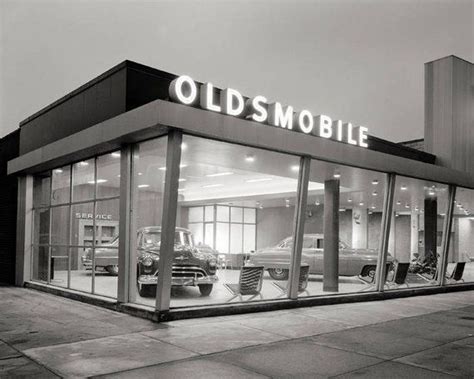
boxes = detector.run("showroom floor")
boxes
[0,285,473,377]
[51,262,474,307]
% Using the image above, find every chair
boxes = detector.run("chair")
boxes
[358,262,391,291]
[446,262,465,283]
[272,264,310,298]
[223,265,264,302]
[385,262,410,289]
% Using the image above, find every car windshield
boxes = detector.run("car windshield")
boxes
[278,236,349,250]
[139,230,194,248]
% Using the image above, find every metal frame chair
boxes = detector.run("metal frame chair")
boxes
[385,262,410,289]
[223,265,264,302]
[358,262,391,291]
[272,264,310,298]
[446,262,465,283]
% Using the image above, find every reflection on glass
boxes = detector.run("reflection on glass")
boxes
[97,151,121,199]
[72,158,95,202]
[295,161,387,296]
[50,206,69,245]
[448,187,474,283]
[70,247,92,293]
[386,177,448,289]
[132,137,167,306]
[50,246,68,288]
[33,173,51,208]
[171,135,299,307]
[51,166,70,205]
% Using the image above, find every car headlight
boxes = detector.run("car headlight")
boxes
[142,257,153,267]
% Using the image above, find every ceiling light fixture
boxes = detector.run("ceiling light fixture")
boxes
[201,184,224,188]
[87,179,107,184]
[53,169,63,174]
[348,198,353,203]
[111,152,121,158]
[78,161,89,167]
[138,184,150,188]
[372,191,378,196]
[372,179,379,185]
[291,165,300,172]
[401,185,407,191]
[206,172,234,177]
[245,154,255,162]
[245,178,273,183]
[181,143,187,150]
[159,164,187,171]
[333,172,341,179]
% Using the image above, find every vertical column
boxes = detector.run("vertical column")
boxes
[323,179,339,292]
[15,175,33,286]
[438,186,456,285]
[376,173,396,291]
[288,156,310,299]
[352,206,368,249]
[424,197,438,262]
[410,210,419,260]
[156,131,183,311]
[118,146,132,302]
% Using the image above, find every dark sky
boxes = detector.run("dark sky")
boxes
[1,0,472,141]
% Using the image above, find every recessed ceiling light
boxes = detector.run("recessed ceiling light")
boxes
[405,203,410,209]
[348,198,353,203]
[78,161,89,167]
[396,200,401,205]
[291,165,300,171]
[53,169,63,174]
[339,208,346,212]
[315,200,321,206]
[181,143,187,150]
[138,184,150,188]
[138,172,143,176]
[368,211,373,215]
[372,191,378,196]
[371,205,376,209]
[87,179,107,184]
[401,185,407,191]
[333,172,341,179]
[159,164,187,171]
[178,178,186,182]
[117,174,121,178]
[440,213,446,217]
[111,152,121,158]
[428,190,436,196]
[245,178,273,183]
[202,184,224,188]
[245,154,255,162]
[372,179,379,185]
[206,172,234,177]
[359,202,364,206]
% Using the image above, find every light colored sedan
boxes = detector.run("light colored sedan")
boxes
[248,234,393,280]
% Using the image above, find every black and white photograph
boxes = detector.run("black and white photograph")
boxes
[0,0,473,377]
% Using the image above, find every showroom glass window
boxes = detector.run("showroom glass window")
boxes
[130,137,167,305]
[449,187,474,283]
[386,177,449,288]
[298,160,387,296]
[31,151,121,298]
[164,135,300,307]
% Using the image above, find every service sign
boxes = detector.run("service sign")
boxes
[169,75,369,148]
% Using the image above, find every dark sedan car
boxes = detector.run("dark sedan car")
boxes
[82,227,218,297]
[248,234,393,280]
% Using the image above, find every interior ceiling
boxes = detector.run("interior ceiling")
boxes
[49,136,474,216]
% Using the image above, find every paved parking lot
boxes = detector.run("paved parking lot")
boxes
[0,285,473,378]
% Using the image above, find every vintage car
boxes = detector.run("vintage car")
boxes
[81,236,119,275]
[81,227,218,297]
[248,234,393,280]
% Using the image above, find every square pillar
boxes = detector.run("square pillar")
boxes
[323,179,339,292]
[424,197,437,260]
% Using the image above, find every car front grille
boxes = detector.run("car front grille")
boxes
[172,265,207,279]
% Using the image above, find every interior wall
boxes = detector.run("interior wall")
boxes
[257,206,295,249]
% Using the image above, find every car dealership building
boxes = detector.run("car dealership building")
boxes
[1,55,473,321]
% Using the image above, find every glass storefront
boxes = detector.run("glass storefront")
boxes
[29,132,473,309]
[32,151,121,299]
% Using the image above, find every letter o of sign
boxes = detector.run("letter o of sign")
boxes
[169,75,198,105]
[297,110,314,134]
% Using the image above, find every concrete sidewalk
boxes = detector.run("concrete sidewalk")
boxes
[0,286,472,378]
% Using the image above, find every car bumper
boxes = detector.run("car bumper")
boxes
[138,274,218,286]
[81,256,118,268]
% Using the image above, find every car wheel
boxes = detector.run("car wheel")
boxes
[268,268,289,280]
[361,265,376,279]
[198,284,213,296]
[137,283,156,297]
[105,265,119,276]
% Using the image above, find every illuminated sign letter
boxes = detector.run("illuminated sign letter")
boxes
[221,88,245,116]
[359,126,369,148]
[316,115,332,139]
[297,110,313,134]
[200,82,221,112]
[334,120,343,141]
[246,96,268,123]
[268,102,293,129]
[169,75,197,105]
[347,123,358,145]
